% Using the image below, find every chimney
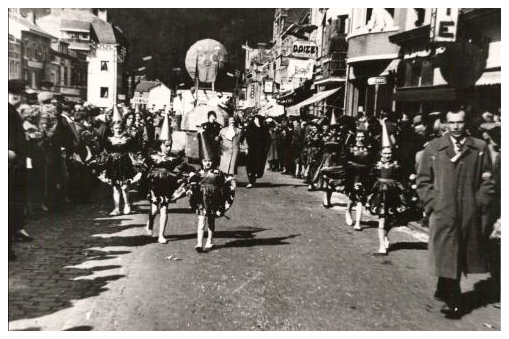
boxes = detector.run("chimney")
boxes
[26,11,35,23]
[97,9,107,22]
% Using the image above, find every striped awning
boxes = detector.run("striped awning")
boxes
[380,59,401,76]
[287,87,342,116]
[476,70,501,86]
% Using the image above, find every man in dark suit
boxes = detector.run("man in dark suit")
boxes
[416,109,495,318]
[9,79,29,260]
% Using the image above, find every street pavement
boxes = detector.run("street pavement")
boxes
[8,168,501,330]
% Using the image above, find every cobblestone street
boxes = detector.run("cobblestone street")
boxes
[8,169,501,330]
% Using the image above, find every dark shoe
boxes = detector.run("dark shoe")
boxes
[9,250,17,261]
[322,203,331,209]
[441,304,463,319]
[195,245,203,253]
[434,290,447,302]
[16,230,34,242]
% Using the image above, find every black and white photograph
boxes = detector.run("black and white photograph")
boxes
[7,5,502,331]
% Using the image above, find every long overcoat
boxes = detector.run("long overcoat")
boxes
[218,126,243,175]
[416,134,494,279]
[245,121,271,178]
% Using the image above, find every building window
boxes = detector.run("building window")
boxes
[100,87,109,98]
[101,61,109,71]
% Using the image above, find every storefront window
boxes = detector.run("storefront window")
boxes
[421,59,434,86]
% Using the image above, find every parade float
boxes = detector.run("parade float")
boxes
[170,39,231,160]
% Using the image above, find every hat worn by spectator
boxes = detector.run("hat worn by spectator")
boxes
[74,111,87,122]
[486,125,501,145]
[8,79,26,94]
[412,115,423,126]
[38,91,54,104]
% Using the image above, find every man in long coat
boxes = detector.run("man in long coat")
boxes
[416,109,494,318]
[245,115,270,188]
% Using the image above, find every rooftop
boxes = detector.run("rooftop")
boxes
[135,81,163,93]
[37,9,118,44]
[9,12,56,40]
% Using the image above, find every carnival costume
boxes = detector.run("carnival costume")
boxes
[365,160,408,216]
[97,132,142,186]
[316,127,346,192]
[344,143,373,204]
[146,150,194,206]
[304,128,323,185]
[188,168,235,218]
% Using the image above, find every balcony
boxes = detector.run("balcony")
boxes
[314,52,347,85]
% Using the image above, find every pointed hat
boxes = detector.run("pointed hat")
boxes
[159,113,172,141]
[381,118,392,148]
[330,111,338,125]
[112,104,123,122]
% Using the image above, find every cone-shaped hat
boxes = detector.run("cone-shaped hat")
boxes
[112,104,123,122]
[159,113,172,141]
[330,111,338,125]
[381,118,392,148]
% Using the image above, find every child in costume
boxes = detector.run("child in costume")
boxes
[344,128,374,230]
[366,120,408,255]
[97,106,141,216]
[318,114,346,208]
[145,113,195,244]
[188,154,235,252]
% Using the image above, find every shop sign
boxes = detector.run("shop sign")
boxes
[264,80,274,93]
[430,8,459,42]
[132,97,148,104]
[280,82,295,93]
[288,58,315,79]
[367,77,387,85]
[292,41,318,59]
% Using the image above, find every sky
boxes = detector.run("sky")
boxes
[107,8,275,91]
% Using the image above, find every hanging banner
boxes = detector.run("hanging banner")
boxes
[287,58,315,79]
[292,40,318,59]
[430,8,459,42]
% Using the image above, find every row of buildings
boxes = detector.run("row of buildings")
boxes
[8,8,128,108]
[244,8,501,120]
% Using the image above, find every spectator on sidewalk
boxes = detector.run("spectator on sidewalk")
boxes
[9,79,31,260]
[416,109,495,319]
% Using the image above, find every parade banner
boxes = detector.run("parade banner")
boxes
[287,58,315,79]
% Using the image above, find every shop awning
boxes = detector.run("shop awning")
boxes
[380,59,401,76]
[476,70,501,86]
[393,87,456,102]
[287,87,342,116]
[258,100,285,117]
